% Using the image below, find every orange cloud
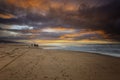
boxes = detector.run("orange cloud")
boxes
[60,30,109,39]
[24,29,41,33]
[7,0,78,13]
[64,3,79,11]
[50,2,78,11]
[7,0,50,13]
[0,13,15,19]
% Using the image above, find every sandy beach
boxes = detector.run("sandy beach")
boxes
[0,44,120,80]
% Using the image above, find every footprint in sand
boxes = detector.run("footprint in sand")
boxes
[44,76,48,78]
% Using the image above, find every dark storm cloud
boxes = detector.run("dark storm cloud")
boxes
[62,0,120,41]
[0,0,53,26]
[88,0,120,41]
[0,0,120,42]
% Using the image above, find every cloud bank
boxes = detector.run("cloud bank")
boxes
[0,0,120,43]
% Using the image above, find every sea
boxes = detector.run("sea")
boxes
[43,44,120,57]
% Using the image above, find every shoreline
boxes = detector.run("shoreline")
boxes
[43,48,120,58]
[0,43,120,58]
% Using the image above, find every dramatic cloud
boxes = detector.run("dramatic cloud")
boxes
[60,30,108,40]
[0,0,120,44]
[0,13,16,19]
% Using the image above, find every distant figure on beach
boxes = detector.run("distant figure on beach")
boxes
[29,43,39,48]
[33,44,39,47]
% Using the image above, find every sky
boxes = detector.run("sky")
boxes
[0,0,120,45]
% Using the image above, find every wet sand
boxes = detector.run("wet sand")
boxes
[0,44,120,80]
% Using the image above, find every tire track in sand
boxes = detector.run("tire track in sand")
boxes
[0,49,29,72]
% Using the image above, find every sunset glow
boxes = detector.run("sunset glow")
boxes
[0,0,120,44]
